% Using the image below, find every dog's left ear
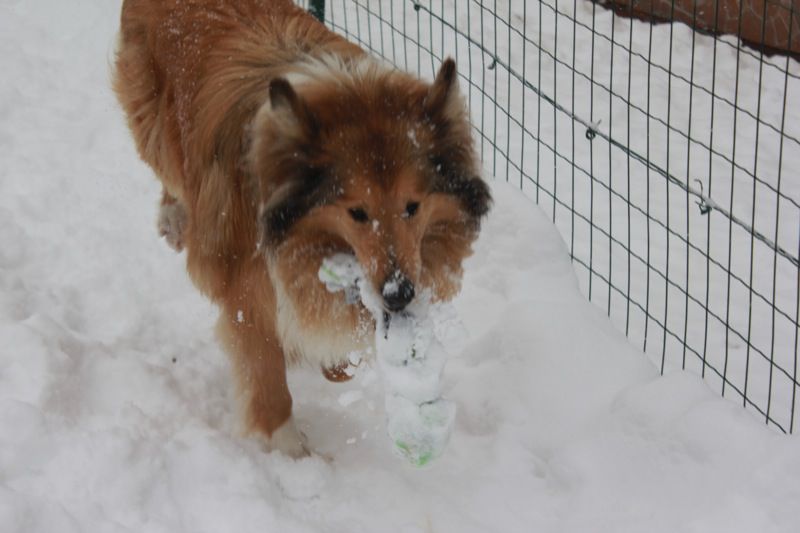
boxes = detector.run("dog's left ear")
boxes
[424,58,460,120]
[423,59,492,224]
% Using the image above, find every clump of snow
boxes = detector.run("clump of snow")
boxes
[337,389,363,407]
[1,1,800,532]
[319,254,456,466]
[381,277,400,298]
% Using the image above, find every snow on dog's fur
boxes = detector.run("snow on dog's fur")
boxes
[113,0,490,457]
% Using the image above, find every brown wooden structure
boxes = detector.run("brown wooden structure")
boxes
[597,0,799,58]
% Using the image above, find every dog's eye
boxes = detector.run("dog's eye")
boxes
[348,207,369,223]
[403,202,420,218]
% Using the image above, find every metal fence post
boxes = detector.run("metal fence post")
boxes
[309,0,325,22]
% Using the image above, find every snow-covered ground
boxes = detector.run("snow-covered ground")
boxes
[1,1,799,532]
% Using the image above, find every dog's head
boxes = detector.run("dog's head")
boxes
[250,58,491,312]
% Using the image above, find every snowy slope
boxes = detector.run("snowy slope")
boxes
[1,1,799,532]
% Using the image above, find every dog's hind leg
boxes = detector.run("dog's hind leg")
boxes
[157,188,187,252]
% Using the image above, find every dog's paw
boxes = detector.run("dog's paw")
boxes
[157,200,187,252]
[321,361,355,382]
[267,416,310,459]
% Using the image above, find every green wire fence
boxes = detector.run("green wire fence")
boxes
[296,0,800,434]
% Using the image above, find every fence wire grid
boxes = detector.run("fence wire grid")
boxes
[296,0,800,434]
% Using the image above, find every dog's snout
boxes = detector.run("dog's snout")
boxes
[382,274,415,312]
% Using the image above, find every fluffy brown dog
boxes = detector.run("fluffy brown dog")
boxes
[113,0,490,456]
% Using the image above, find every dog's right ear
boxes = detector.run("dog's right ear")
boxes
[268,78,318,136]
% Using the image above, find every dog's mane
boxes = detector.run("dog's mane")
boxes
[283,53,390,89]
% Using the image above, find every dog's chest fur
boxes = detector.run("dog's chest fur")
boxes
[269,258,375,369]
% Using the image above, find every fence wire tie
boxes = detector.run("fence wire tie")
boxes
[585,120,602,141]
[694,180,713,215]
[487,57,497,70]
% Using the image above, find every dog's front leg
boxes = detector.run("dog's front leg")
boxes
[217,308,308,458]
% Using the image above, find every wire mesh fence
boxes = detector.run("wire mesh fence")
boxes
[296,0,800,434]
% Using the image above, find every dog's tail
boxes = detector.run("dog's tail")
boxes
[113,1,170,172]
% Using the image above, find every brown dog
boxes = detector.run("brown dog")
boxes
[113,0,490,456]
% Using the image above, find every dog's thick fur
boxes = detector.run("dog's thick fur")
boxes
[114,0,490,456]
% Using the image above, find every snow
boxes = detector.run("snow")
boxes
[1,1,800,532]
[319,254,457,466]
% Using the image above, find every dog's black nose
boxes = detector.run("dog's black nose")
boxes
[382,275,415,312]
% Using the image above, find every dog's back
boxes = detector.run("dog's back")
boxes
[113,0,361,296]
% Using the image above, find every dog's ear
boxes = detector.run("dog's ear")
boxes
[422,60,492,224]
[424,58,459,120]
[269,77,318,135]
[268,78,298,110]
[432,172,492,221]
[421,58,469,163]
